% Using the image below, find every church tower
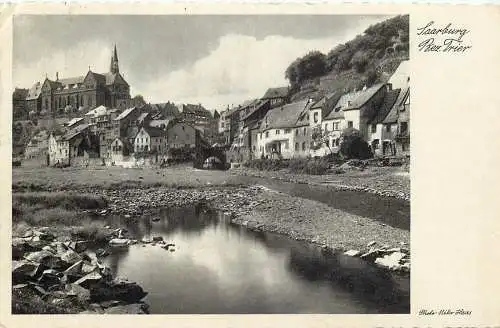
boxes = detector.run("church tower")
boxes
[110,44,119,74]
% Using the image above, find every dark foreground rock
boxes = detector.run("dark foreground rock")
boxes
[11,229,149,314]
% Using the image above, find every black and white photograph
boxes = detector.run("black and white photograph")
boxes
[10,13,411,314]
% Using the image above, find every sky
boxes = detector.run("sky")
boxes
[13,15,390,111]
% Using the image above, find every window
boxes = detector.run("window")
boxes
[336,139,340,146]
[285,128,291,134]
[324,124,327,131]
[265,131,269,138]
[285,141,289,149]
[348,121,353,128]
[276,129,280,135]
[295,129,299,136]
[371,124,377,133]
[386,124,391,132]
[306,114,310,121]
[334,122,340,131]
[295,143,299,151]
[302,142,306,150]
[400,122,408,134]
[313,112,318,123]
[303,127,306,135]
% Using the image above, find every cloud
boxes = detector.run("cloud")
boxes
[135,33,340,110]
[13,40,113,88]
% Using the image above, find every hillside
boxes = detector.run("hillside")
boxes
[286,14,409,102]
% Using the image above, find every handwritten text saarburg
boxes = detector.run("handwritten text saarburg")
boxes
[417,21,471,53]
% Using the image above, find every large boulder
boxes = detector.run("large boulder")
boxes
[109,239,130,248]
[12,260,42,283]
[374,252,406,270]
[74,271,103,289]
[90,280,147,303]
[12,238,41,260]
[24,250,66,270]
[60,249,82,266]
[65,283,91,302]
[38,269,62,288]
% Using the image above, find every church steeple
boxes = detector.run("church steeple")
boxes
[110,44,119,74]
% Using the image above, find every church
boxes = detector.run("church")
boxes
[26,45,131,116]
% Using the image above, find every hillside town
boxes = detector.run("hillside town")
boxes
[12,14,411,315]
[13,45,410,169]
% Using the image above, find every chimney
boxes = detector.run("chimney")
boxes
[56,72,59,81]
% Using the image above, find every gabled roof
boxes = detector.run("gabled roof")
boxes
[62,124,89,141]
[260,99,311,131]
[311,91,344,119]
[149,119,171,129]
[141,126,165,138]
[182,104,212,117]
[370,89,401,124]
[388,60,410,90]
[261,86,289,100]
[85,105,108,117]
[383,87,409,124]
[58,76,85,86]
[26,82,42,100]
[112,137,133,152]
[240,99,269,121]
[114,107,137,121]
[343,83,386,111]
[137,112,150,122]
[65,117,84,127]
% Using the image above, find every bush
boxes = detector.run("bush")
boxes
[340,133,373,160]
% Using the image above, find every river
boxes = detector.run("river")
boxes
[102,205,410,314]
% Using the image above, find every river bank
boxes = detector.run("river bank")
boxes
[12,166,410,313]
[231,166,410,201]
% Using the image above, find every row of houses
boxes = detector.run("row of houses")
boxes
[223,60,410,162]
[43,104,208,166]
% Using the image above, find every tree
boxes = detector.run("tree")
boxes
[133,95,146,107]
[311,125,334,154]
[339,128,373,159]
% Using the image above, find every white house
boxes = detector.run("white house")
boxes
[134,126,167,153]
[255,99,313,159]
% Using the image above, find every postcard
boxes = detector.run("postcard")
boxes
[1,3,499,328]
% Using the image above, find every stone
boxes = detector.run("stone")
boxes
[64,260,83,276]
[360,249,383,262]
[95,248,110,257]
[109,238,130,248]
[81,262,99,275]
[152,236,163,242]
[66,283,91,302]
[71,241,89,253]
[12,238,40,259]
[344,250,361,257]
[367,241,377,247]
[140,237,152,244]
[38,269,62,288]
[103,303,149,314]
[90,280,147,303]
[12,261,41,283]
[61,249,82,265]
[99,300,121,308]
[374,252,406,270]
[74,271,103,289]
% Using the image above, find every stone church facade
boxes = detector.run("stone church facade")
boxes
[32,45,131,116]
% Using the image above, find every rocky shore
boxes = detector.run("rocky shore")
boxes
[84,185,410,274]
[12,228,149,314]
[231,167,410,201]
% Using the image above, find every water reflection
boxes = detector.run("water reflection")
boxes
[102,206,409,314]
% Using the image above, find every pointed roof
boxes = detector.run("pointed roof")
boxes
[261,86,289,100]
[260,99,311,131]
[383,87,409,124]
[26,82,42,100]
[370,89,401,124]
[113,44,118,61]
[342,83,386,111]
